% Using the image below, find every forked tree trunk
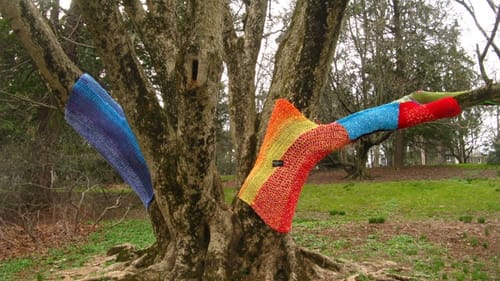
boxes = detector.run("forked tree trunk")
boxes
[1,0,351,279]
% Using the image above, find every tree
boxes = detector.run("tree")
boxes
[1,1,499,280]
[326,0,478,176]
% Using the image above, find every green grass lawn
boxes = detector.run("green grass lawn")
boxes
[1,175,499,280]
[296,178,500,222]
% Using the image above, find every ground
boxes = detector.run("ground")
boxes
[306,165,499,184]
[1,166,498,280]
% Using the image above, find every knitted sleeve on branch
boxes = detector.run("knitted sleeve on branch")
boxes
[65,73,154,208]
[238,99,351,232]
[337,97,461,140]
[239,97,461,233]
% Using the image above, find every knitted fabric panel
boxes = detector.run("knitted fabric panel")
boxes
[397,97,461,129]
[238,99,350,232]
[337,103,400,140]
[65,73,154,207]
[239,97,461,233]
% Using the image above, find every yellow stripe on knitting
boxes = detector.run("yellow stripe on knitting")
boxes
[239,116,318,204]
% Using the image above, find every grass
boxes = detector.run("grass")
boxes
[291,177,499,280]
[2,171,499,280]
[0,219,154,281]
[295,178,500,222]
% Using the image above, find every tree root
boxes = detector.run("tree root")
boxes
[294,245,416,281]
[52,241,417,281]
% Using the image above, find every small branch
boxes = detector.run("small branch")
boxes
[60,35,95,49]
[93,196,122,229]
[454,0,500,58]
[0,90,58,109]
[475,5,500,83]
[476,44,491,83]
[72,185,92,233]
[111,204,132,228]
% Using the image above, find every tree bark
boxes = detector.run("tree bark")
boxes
[0,0,81,107]
[260,0,349,135]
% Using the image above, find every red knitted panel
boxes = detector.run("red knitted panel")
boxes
[251,123,350,232]
[398,97,461,129]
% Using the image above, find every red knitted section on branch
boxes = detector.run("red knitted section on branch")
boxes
[398,97,461,129]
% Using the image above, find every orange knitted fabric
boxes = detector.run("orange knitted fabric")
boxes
[238,99,350,232]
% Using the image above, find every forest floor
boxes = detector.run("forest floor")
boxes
[1,165,499,280]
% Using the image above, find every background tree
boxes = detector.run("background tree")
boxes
[324,0,481,176]
[1,0,499,280]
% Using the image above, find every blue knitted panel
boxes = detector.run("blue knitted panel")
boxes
[65,73,154,207]
[336,103,400,140]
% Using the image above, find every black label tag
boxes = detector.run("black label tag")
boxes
[272,160,284,167]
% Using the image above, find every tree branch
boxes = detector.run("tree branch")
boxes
[262,0,349,124]
[455,0,500,58]
[0,90,58,109]
[0,0,81,108]
[123,0,178,79]
[75,0,168,157]
[453,83,500,108]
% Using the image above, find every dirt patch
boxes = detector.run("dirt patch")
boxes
[307,165,499,184]
[0,221,97,261]
[316,219,499,260]
[0,193,145,261]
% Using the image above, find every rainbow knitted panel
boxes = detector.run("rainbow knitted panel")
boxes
[238,99,350,232]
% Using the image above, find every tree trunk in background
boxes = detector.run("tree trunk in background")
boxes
[391,0,407,169]
[223,0,267,188]
[393,130,406,168]
[347,132,391,179]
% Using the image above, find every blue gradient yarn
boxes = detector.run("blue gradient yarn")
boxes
[65,73,154,207]
[337,103,399,140]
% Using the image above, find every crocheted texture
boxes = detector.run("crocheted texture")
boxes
[239,99,350,232]
[239,97,461,233]
[397,97,461,128]
[65,73,154,207]
[337,103,400,140]
[337,97,461,140]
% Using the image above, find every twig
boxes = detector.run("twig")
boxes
[111,204,132,228]
[71,184,95,234]
[60,35,95,49]
[92,196,122,229]
[454,0,500,58]
[0,90,58,109]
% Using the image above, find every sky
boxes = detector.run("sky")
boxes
[59,0,498,80]
[450,1,499,81]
